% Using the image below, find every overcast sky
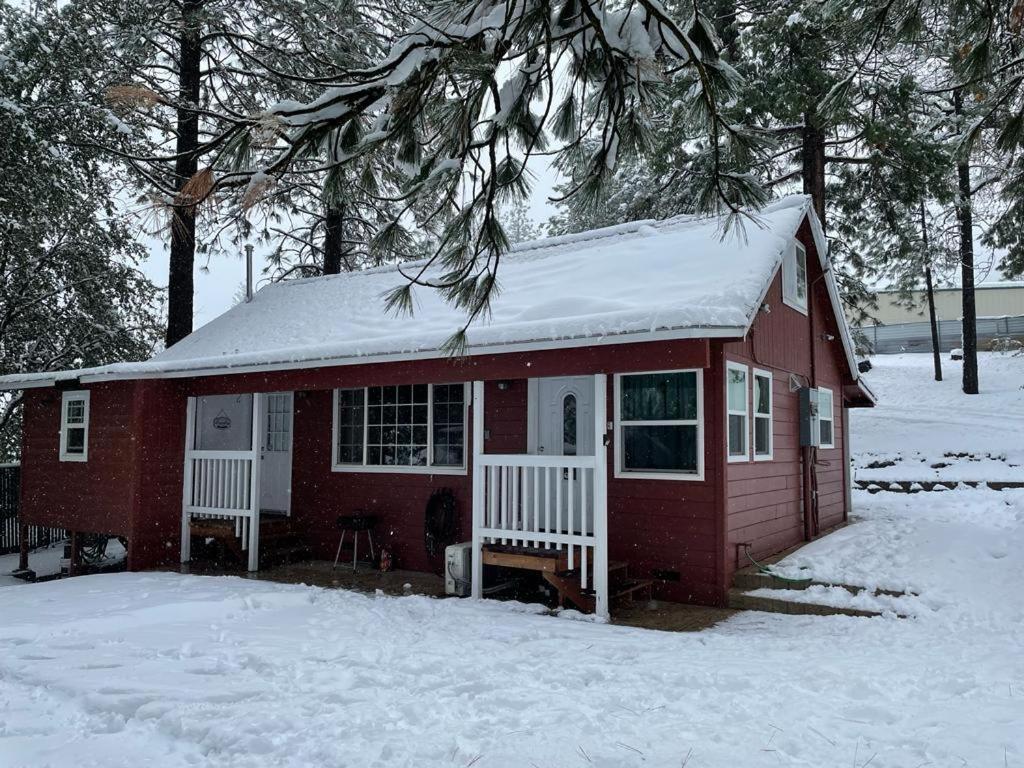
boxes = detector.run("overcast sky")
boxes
[138,161,561,330]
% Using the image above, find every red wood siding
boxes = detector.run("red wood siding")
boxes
[130,381,189,570]
[12,215,858,607]
[288,387,473,573]
[608,362,726,605]
[282,358,725,604]
[179,338,710,396]
[720,222,851,577]
[19,382,139,537]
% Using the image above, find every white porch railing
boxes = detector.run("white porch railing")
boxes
[180,395,262,571]
[475,454,598,576]
[471,376,609,617]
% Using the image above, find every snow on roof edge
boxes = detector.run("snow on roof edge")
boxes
[0,195,864,390]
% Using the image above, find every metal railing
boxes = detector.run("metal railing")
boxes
[856,315,1024,354]
[0,464,65,555]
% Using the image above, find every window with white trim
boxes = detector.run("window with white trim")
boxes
[753,369,773,460]
[726,362,749,462]
[332,383,466,472]
[818,386,835,448]
[615,370,702,479]
[59,390,90,462]
[783,241,808,311]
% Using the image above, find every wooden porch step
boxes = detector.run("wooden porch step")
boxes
[188,516,310,570]
[555,572,653,602]
[610,578,654,603]
[482,546,642,616]
[260,543,312,569]
[482,545,569,573]
[559,560,628,575]
[726,588,887,618]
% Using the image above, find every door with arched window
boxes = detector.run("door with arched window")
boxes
[535,376,595,534]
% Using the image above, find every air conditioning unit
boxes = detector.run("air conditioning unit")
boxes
[445,542,473,597]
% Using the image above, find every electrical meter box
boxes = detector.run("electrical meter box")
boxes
[799,387,821,447]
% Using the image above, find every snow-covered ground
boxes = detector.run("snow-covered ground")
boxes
[0,543,64,587]
[0,538,125,587]
[2,485,1023,768]
[852,351,1024,481]
[1,352,1022,767]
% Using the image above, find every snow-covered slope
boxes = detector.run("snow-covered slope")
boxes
[852,352,1024,481]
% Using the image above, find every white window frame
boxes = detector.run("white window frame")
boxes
[613,369,705,482]
[818,386,835,449]
[59,390,90,462]
[331,382,469,475]
[726,361,750,463]
[752,368,774,461]
[782,240,809,313]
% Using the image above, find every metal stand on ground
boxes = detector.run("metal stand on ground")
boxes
[332,514,377,571]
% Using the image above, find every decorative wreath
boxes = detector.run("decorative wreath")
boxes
[424,487,459,571]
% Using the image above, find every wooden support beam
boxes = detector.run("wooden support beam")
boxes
[471,380,485,599]
[481,547,568,573]
[592,373,609,619]
[247,394,262,572]
[18,522,29,572]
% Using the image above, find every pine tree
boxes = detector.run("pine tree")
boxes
[83,0,210,347]
[502,202,543,244]
[107,0,750,351]
[884,0,1022,393]
[93,0,412,304]
[0,1,162,460]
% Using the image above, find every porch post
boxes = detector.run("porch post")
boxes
[471,380,485,599]
[247,393,262,572]
[592,373,609,619]
[180,396,196,565]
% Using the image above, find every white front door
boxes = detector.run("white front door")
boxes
[535,376,595,534]
[259,392,293,515]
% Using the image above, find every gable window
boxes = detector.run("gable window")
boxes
[59,390,90,462]
[753,369,773,460]
[614,370,703,480]
[818,386,835,448]
[783,240,809,312]
[726,362,749,462]
[332,383,467,473]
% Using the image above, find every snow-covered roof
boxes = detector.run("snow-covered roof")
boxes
[0,195,861,388]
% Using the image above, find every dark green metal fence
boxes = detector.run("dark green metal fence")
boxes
[0,464,64,555]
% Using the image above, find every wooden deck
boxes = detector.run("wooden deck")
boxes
[187,514,309,570]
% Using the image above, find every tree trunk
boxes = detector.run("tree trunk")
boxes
[323,205,344,275]
[166,0,203,348]
[953,92,979,394]
[920,201,942,381]
[712,0,739,61]
[924,263,943,381]
[801,116,827,229]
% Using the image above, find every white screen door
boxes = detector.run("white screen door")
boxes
[536,376,594,534]
[259,392,293,515]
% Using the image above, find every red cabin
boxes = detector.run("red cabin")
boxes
[1,195,874,616]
